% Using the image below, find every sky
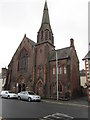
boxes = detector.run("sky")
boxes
[0,0,89,73]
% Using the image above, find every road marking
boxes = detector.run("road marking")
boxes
[54,113,74,119]
[40,113,74,120]
[42,100,89,108]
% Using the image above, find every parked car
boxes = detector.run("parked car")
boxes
[18,91,41,102]
[1,90,17,99]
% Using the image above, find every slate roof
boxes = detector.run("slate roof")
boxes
[83,51,90,60]
[49,47,71,61]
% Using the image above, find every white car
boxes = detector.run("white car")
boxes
[18,91,41,102]
[1,90,17,99]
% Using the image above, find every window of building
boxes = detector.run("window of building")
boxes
[41,31,43,41]
[53,67,55,75]
[53,84,55,93]
[60,67,62,74]
[18,48,28,71]
[40,49,42,54]
[49,31,51,40]
[59,84,62,92]
[64,66,66,74]
[52,36,54,44]
[45,30,49,40]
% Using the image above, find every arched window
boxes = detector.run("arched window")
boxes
[64,66,67,74]
[41,31,43,41]
[45,29,49,40]
[59,84,62,92]
[53,67,55,75]
[18,48,28,71]
[53,84,55,93]
[60,67,62,75]
[49,31,51,40]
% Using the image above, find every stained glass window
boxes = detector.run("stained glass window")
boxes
[18,48,28,71]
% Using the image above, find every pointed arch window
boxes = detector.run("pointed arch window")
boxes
[41,31,43,41]
[60,67,62,75]
[49,31,51,40]
[18,48,28,71]
[64,66,67,74]
[45,29,49,40]
[59,84,62,92]
[53,67,55,75]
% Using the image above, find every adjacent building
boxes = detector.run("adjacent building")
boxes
[82,2,90,102]
[4,1,81,99]
[0,73,2,92]
[80,69,87,96]
[80,69,86,88]
[83,51,90,101]
[0,68,7,91]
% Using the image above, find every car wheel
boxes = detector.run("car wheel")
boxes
[28,97,31,102]
[18,96,21,100]
[8,95,10,99]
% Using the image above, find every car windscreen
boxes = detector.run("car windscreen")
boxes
[28,92,35,95]
[9,92,14,93]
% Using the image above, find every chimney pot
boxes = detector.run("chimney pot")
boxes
[70,38,74,47]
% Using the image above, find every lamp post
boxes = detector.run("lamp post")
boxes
[56,51,59,100]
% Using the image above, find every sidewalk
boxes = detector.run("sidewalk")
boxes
[42,96,89,108]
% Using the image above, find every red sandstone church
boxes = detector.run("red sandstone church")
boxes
[5,1,81,99]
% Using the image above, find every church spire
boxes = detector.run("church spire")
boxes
[37,1,54,46]
[42,0,50,24]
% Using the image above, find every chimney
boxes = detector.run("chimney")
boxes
[70,38,74,47]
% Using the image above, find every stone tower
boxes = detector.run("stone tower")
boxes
[35,1,55,97]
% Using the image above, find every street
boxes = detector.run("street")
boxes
[0,97,88,119]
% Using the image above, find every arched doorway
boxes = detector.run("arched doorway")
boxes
[17,75,26,93]
[18,84,21,93]
[22,83,26,91]
[35,80,44,97]
[17,83,26,93]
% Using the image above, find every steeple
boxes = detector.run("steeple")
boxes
[37,1,54,46]
[42,1,50,24]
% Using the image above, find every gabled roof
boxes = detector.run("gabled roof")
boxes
[49,47,71,61]
[14,35,36,57]
[26,36,36,47]
[8,35,36,67]
[83,51,90,60]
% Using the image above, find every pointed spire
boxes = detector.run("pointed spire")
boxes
[44,0,48,10]
[37,0,54,45]
[42,0,50,24]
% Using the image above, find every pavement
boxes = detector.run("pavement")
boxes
[42,96,89,108]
